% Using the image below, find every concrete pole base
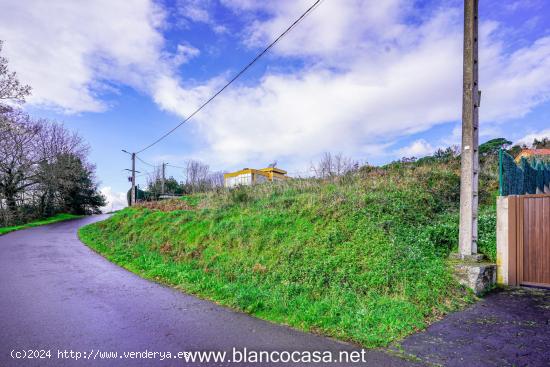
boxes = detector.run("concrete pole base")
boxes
[449,252,485,262]
[454,262,497,295]
[450,252,496,295]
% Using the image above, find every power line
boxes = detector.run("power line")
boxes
[166,163,186,169]
[135,155,158,168]
[136,171,155,178]
[134,0,322,154]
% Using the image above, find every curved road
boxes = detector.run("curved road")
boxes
[0,216,415,366]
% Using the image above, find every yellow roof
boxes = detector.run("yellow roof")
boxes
[259,167,287,174]
[223,168,269,178]
[223,167,287,178]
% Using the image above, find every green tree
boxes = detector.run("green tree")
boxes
[46,153,105,214]
[533,137,550,149]
[479,138,511,157]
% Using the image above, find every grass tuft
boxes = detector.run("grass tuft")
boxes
[0,213,83,236]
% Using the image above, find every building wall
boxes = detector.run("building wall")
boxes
[271,173,287,181]
[225,173,252,188]
[224,168,287,187]
[254,173,268,184]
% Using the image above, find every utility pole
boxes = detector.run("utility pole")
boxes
[459,0,480,258]
[131,152,136,205]
[123,150,139,206]
[161,162,167,196]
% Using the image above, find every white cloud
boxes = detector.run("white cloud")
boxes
[395,139,435,159]
[152,1,550,170]
[179,0,211,23]
[515,128,550,146]
[480,35,550,121]
[173,43,201,66]
[100,186,127,213]
[0,0,167,113]
[503,0,543,12]
[2,0,550,172]
[176,0,228,34]
[223,0,407,61]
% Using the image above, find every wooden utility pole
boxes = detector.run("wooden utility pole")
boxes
[123,150,139,206]
[161,162,167,196]
[459,0,480,257]
[131,153,136,206]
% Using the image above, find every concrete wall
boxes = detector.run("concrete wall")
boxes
[496,196,509,285]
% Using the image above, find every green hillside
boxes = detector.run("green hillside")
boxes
[79,158,497,347]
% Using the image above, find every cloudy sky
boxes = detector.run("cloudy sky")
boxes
[1,0,549,210]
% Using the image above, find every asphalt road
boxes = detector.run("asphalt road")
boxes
[399,287,550,367]
[0,216,416,367]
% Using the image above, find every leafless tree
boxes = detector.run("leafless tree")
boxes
[36,119,88,161]
[0,45,104,224]
[0,111,41,222]
[208,171,225,188]
[185,160,211,193]
[0,40,31,111]
[311,152,359,179]
[33,119,92,215]
[146,166,163,198]
[0,110,104,224]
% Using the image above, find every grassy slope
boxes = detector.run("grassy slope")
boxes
[79,162,497,347]
[0,213,82,235]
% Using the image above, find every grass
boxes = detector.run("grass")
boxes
[79,161,497,347]
[0,213,83,235]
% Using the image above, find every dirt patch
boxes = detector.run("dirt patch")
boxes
[136,199,195,212]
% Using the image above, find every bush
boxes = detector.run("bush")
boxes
[229,186,251,204]
[478,207,497,262]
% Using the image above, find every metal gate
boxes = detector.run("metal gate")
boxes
[508,194,550,287]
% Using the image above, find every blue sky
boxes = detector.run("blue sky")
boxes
[1,0,549,210]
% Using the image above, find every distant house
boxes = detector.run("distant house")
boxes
[515,149,550,163]
[224,167,288,188]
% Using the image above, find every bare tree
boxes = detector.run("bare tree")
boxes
[0,40,31,111]
[185,160,210,193]
[0,45,105,224]
[36,119,88,161]
[311,152,358,179]
[0,111,41,222]
[208,171,225,188]
[0,110,104,224]
[33,119,91,216]
[146,166,163,199]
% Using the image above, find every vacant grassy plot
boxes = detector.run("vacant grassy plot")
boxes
[0,213,82,236]
[80,161,497,347]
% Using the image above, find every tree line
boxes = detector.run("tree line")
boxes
[134,160,225,203]
[0,40,105,226]
[139,153,363,202]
